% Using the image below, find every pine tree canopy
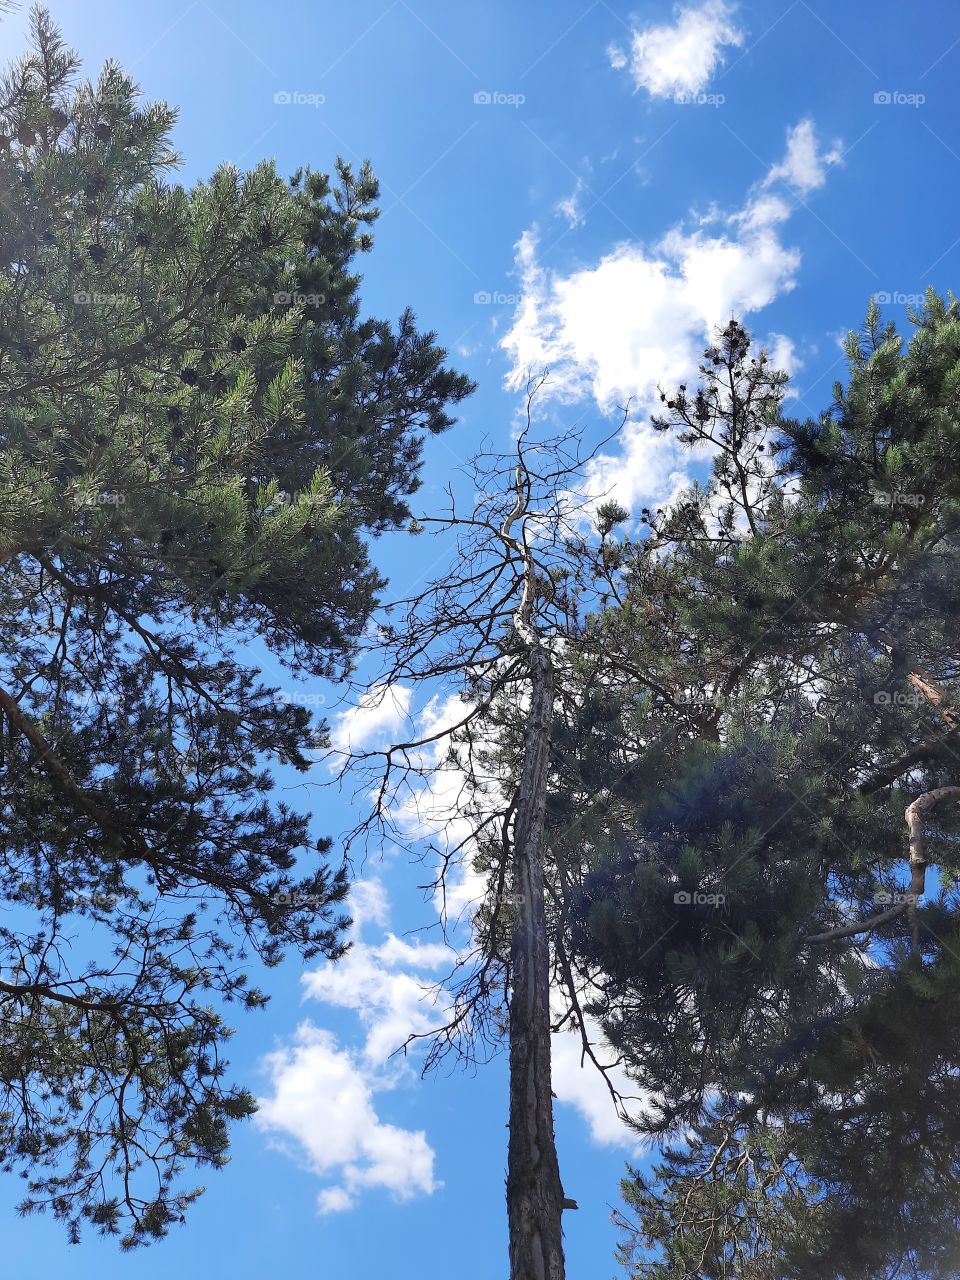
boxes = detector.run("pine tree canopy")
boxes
[543,296,960,1280]
[0,7,472,1248]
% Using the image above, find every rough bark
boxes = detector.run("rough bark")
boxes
[507,642,565,1280]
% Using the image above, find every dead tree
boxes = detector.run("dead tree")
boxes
[336,379,633,1279]
[501,451,565,1280]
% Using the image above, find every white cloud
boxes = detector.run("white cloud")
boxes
[257,1022,438,1214]
[551,1024,644,1148]
[763,118,843,195]
[610,0,744,100]
[766,331,801,384]
[317,1186,354,1214]
[556,180,587,229]
[336,686,496,926]
[257,878,451,1214]
[388,692,498,924]
[349,876,391,930]
[733,191,792,234]
[502,118,842,512]
[303,925,453,1068]
[505,214,799,413]
[329,683,412,754]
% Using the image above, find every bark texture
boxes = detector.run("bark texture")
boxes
[507,643,565,1280]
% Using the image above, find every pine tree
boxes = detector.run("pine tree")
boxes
[0,7,471,1247]
[544,297,960,1280]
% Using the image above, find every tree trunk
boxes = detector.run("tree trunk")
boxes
[507,643,565,1280]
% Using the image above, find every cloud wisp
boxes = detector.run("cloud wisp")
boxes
[609,0,744,101]
[502,118,843,512]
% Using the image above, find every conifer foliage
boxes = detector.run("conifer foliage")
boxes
[547,299,960,1280]
[0,7,471,1246]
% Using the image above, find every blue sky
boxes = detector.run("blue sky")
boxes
[2,0,959,1275]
